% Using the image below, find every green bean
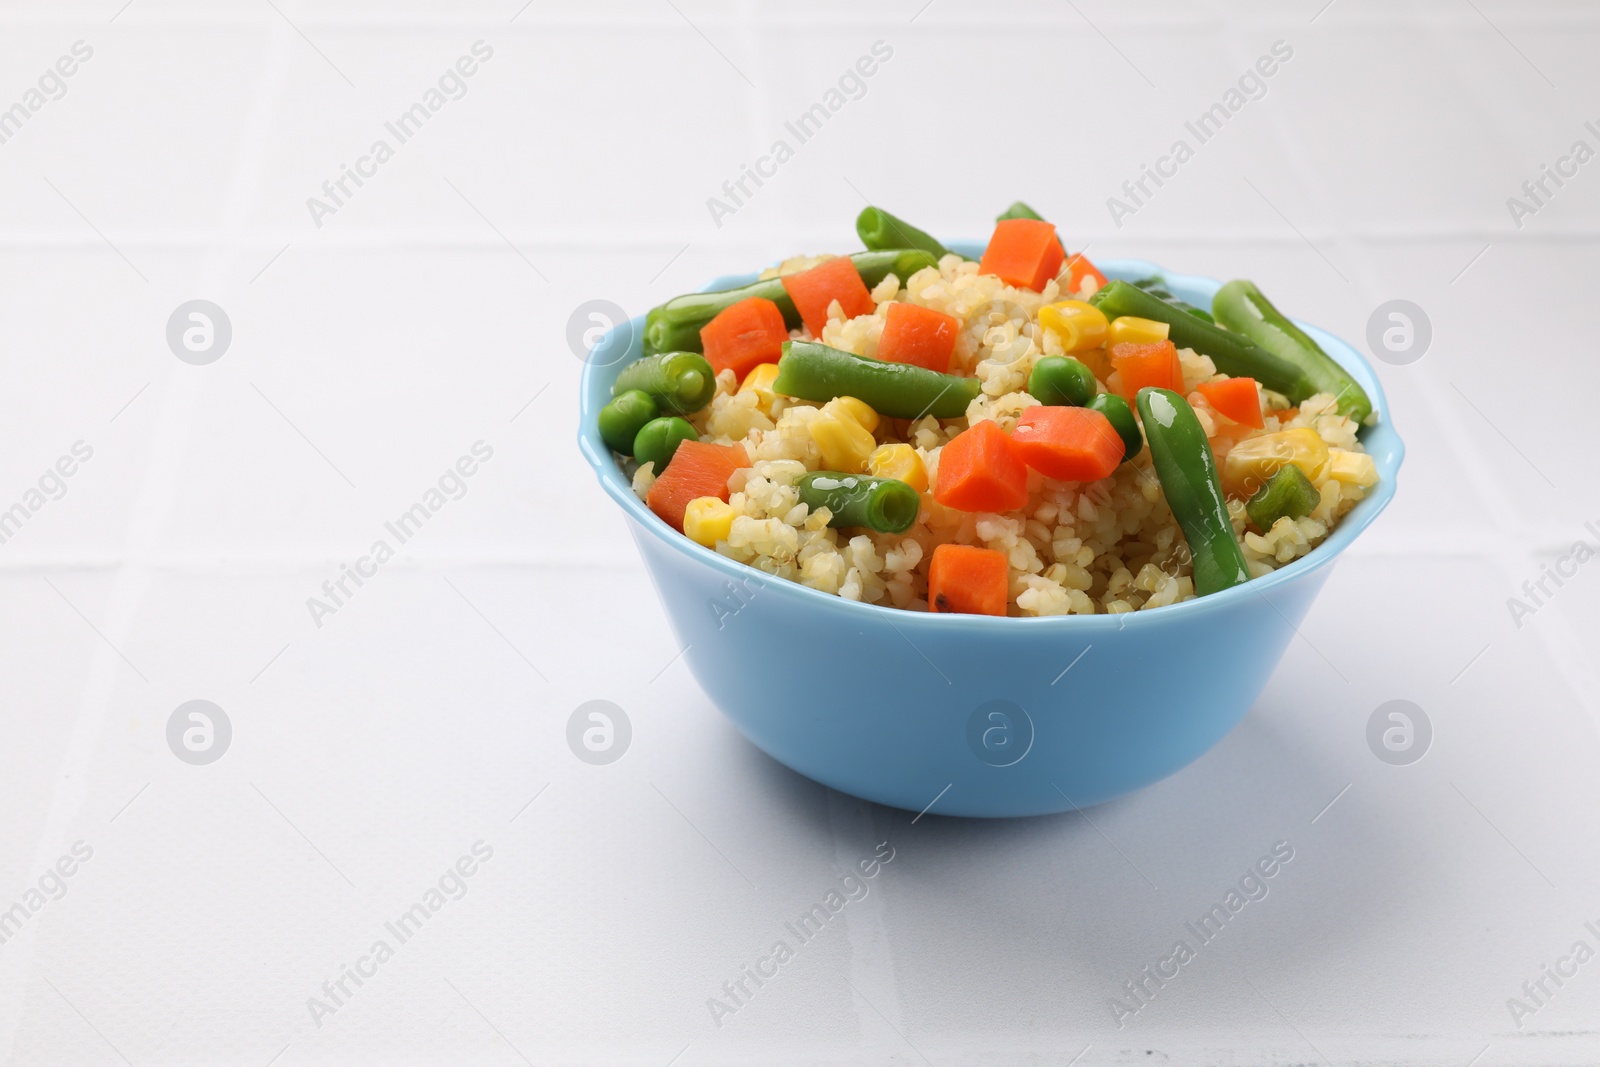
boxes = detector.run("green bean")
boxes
[1092,281,1314,405]
[997,201,1045,223]
[796,472,921,534]
[1086,392,1142,462]
[613,351,715,415]
[643,250,939,354]
[998,201,1066,253]
[1028,356,1096,408]
[632,416,698,471]
[641,319,704,357]
[771,341,980,420]
[598,389,658,454]
[1135,387,1250,597]
[1212,280,1373,423]
[1128,275,1213,323]
[856,207,961,261]
[1245,464,1321,531]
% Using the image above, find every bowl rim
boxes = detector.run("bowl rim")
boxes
[578,250,1405,632]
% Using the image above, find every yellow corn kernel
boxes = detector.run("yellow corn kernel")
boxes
[1222,428,1329,496]
[832,395,880,433]
[810,410,876,473]
[867,443,928,492]
[1037,300,1109,353]
[738,363,781,412]
[1106,315,1171,347]
[1326,449,1378,488]
[683,496,736,547]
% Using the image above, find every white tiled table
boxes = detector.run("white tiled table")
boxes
[2,2,1598,1064]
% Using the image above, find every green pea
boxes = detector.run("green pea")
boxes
[633,416,699,471]
[1028,356,1096,408]
[1086,392,1142,462]
[598,389,659,455]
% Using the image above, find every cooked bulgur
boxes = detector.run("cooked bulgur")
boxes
[626,251,1372,616]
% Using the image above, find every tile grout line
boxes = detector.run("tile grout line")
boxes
[19,8,1600,28]
[1411,356,1600,727]
[1408,354,1600,731]
[1231,11,1600,737]
[742,8,916,1045]
[10,228,1600,252]
[0,24,301,1065]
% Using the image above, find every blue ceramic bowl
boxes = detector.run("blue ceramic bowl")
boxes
[578,252,1404,817]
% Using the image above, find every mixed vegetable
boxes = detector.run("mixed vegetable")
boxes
[597,201,1378,617]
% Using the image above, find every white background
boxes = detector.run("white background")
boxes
[2,1,1599,1064]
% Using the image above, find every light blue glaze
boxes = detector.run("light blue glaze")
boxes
[578,251,1404,817]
